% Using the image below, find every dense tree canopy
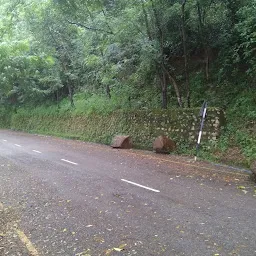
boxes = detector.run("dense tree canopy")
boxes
[0,0,255,110]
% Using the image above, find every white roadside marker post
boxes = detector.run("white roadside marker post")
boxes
[195,101,208,161]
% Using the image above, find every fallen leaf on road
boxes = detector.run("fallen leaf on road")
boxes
[105,244,127,254]
[105,249,112,255]
[75,249,91,256]
[118,244,127,249]
[237,186,245,190]
[113,248,122,252]
[94,236,105,243]
[86,225,93,228]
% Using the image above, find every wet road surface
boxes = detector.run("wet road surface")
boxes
[0,130,256,256]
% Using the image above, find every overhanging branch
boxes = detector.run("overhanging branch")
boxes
[67,20,114,35]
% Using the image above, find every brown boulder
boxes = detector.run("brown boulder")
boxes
[153,135,176,154]
[111,135,132,149]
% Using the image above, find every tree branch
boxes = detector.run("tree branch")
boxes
[67,20,114,34]
[101,9,114,35]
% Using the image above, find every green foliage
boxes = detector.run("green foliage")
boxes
[235,1,256,80]
[0,107,11,128]
[0,41,63,107]
[0,0,254,109]
[229,91,256,121]
[236,131,256,160]
[209,91,256,165]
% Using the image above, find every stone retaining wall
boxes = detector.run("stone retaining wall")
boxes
[9,108,225,149]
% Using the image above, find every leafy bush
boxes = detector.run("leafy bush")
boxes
[0,108,11,128]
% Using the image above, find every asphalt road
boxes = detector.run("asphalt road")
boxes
[0,129,255,256]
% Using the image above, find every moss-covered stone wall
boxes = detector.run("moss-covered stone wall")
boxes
[125,108,225,148]
[8,108,225,149]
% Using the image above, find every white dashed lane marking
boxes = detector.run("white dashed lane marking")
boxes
[61,159,78,166]
[3,139,161,195]
[121,179,160,193]
[32,150,42,154]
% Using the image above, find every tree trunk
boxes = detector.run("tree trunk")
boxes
[151,0,168,109]
[68,84,75,108]
[181,0,190,107]
[161,71,168,109]
[150,0,184,108]
[56,89,59,108]
[205,50,209,80]
[106,84,111,99]
[163,66,183,108]
[62,61,75,108]
[141,0,152,40]
[197,1,210,81]
[227,0,239,28]
[86,3,112,100]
